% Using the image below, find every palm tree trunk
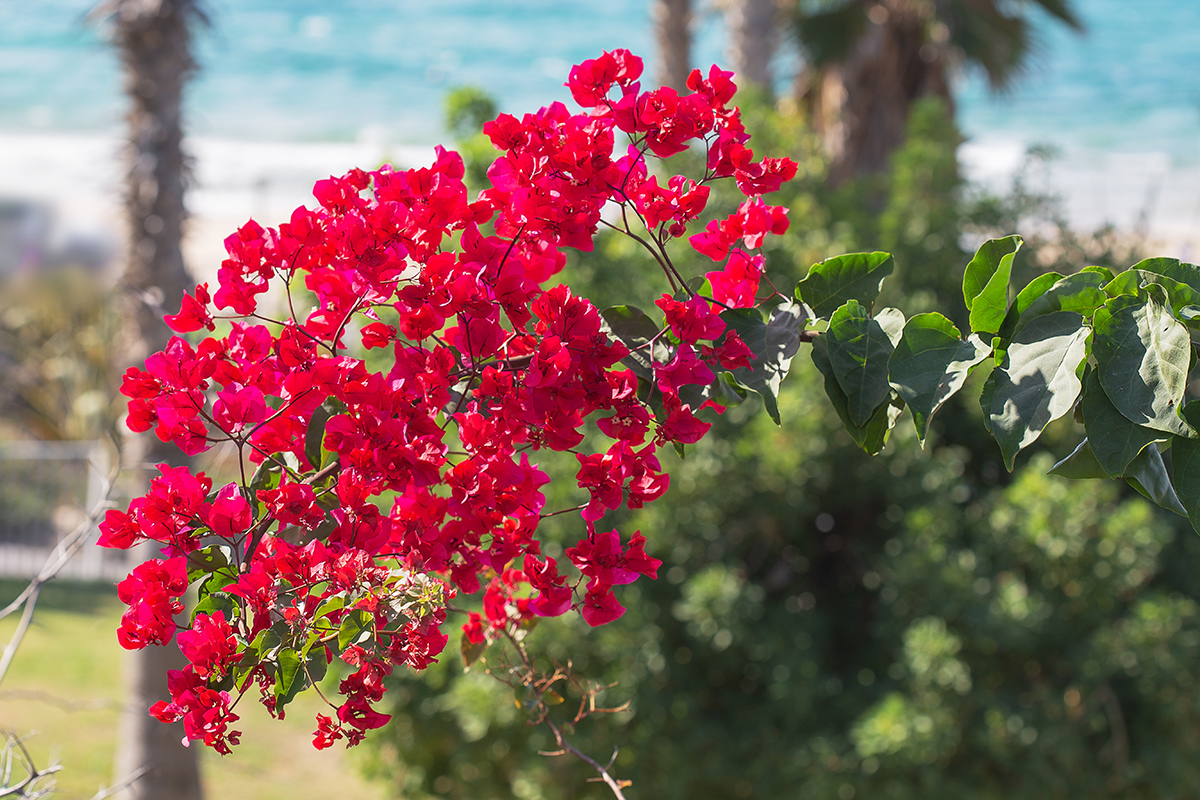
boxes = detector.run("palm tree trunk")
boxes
[803,1,952,185]
[98,1,207,797]
[653,0,693,90]
[726,0,778,90]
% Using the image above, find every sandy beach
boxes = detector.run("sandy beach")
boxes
[0,131,441,284]
[1,130,1197,286]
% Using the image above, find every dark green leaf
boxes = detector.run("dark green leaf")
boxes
[825,300,897,426]
[304,647,328,686]
[979,367,996,435]
[305,397,343,471]
[1169,404,1200,532]
[963,235,1022,335]
[987,311,1089,470]
[722,302,807,424]
[601,305,670,381]
[813,336,903,455]
[274,647,306,706]
[794,252,894,319]
[888,312,990,444]
[1049,439,1108,480]
[718,371,749,404]
[996,271,1062,343]
[337,608,374,652]
[1080,369,1165,477]
[1125,445,1187,516]
[1012,269,1109,335]
[248,458,282,507]
[1092,294,1194,438]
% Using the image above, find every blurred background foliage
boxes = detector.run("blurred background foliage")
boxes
[0,267,121,443]
[356,91,1200,800]
[0,267,121,537]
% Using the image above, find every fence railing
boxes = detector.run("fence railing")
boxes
[0,440,130,581]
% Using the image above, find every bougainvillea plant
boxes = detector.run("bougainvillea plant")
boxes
[100,49,1200,766]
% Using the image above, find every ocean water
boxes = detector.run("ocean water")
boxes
[3,0,1199,164]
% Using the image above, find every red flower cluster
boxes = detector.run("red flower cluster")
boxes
[103,49,797,752]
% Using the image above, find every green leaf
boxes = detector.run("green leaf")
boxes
[813,336,903,455]
[996,271,1062,343]
[1124,445,1187,516]
[186,544,233,585]
[252,623,286,661]
[1105,268,1200,317]
[191,591,237,625]
[986,310,1089,470]
[825,300,897,427]
[718,371,749,404]
[1092,294,1194,438]
[722,302,807,424]
[248,458,282,506]
[1169,404,1200,532]
[304,647,328,686]
[874,307,906,346]
[1012,269,1110,335]
[461,634,486,670]
[337,608,374,652]
[601,304,671,381]
[1123,257,1200,293]
[979,367,996,435]
[196,569,238,602]
[963,235,1022,335]
[1049,439,1108,480]
[305,397,342,471]
[888,313,990,444]
[313,595,346,620]
[274,647,308,707]
[1079,369,1166,477]
[277,451,302,475]
[794,252,894,319]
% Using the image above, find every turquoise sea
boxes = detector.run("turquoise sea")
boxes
[2,0,1199,162]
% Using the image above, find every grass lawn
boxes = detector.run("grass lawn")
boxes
[0,579,392,799]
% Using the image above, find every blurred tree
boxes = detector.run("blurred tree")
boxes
[93,0,208,797]
[445,86,500,190]
[724,0,781,89]
[653,0,693,90]
[789,0,1083,184]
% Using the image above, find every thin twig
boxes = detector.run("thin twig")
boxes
[0,585,41,689]
[0,733,61,798]
[0,689,118,713]
[88,766,150,800]
[541,717,630,800]
[0,444,119,623]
